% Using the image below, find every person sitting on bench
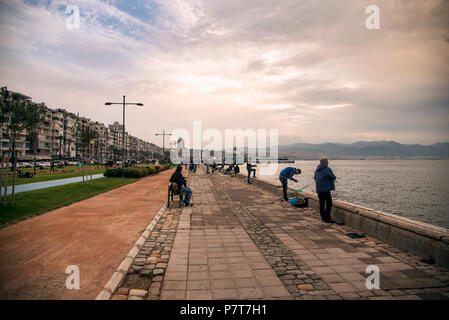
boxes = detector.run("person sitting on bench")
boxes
[170,166,193,207]
[233,163,240,177]
[224,164,233,175]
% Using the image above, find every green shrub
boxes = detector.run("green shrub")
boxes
[104,168,122,177]
[104,164,171,178]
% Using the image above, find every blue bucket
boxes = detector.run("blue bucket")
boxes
[289,198,297,206]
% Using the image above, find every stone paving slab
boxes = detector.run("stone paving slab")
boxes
[112,167,449,300]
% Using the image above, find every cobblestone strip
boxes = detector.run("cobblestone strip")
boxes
[95,202,167,300]
[109,206,182,300]
[210,174,332,299]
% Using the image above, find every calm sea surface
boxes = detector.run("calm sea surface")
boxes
[241,160,449,229]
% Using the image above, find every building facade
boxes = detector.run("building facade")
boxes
[1,101,162,162]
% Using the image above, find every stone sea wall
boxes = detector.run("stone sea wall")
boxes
[236,173,449,268]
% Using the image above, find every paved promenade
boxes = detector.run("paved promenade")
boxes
[0,169,173,299]
[112,167,449,300]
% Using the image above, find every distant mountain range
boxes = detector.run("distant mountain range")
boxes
[278,141,449,159]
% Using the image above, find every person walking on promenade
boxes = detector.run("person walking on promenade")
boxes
[50,159,55,172]
[246,161,257,184]
[170,166,193,207]
[155,159,160,174]
[279,167,301,201]
[314,156,336,223]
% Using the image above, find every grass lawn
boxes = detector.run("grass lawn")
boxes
[5,167,107,186]
[0,177,138,228]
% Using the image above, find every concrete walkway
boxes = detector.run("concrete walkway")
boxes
[0,169,174,300]
[6,173,104,195]
[114,167,449,300]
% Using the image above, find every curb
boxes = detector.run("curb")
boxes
[95,201,168,300]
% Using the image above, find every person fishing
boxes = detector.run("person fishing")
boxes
[314,156,336,223]
[246,161,257,184]
[279,167,301,202]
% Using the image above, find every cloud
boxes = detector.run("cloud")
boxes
[0,0,448,146]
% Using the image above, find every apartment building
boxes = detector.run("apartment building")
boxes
[1,95,163,161]
[0,129,28,158]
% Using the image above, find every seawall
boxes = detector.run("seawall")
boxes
[236,173,449,268]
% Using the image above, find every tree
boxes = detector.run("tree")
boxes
[57,135,63,160]
[0,87,46,204]
[66,138,73,158]
[27,128,38,174]
[77,126,99,183]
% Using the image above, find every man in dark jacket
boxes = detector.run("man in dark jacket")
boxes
[314,157,336,223]
[279,167,301,201]
[246,161,257,184]
[170,166,193,206]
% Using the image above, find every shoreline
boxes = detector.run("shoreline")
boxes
[238,160,449,230]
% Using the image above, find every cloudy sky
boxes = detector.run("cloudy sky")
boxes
[0,0,448,146]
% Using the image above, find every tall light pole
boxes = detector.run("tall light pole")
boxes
[155,131,172,164]
[105,96,143,178]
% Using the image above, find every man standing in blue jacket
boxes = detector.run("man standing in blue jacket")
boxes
[314,157,336,223]
[279,167,301,201]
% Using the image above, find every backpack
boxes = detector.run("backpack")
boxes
[294,198,308,208]
[171,182,180,194]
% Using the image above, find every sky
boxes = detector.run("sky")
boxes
[0,0,448,147]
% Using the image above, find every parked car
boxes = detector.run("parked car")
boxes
[1,162,13,169]
[37,161,51,169]
[17,162,33,168]
[56,161,65,168]
[16,162,25,168]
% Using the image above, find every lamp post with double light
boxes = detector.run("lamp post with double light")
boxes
[105,96,143,178]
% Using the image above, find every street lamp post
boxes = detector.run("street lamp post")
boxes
[155,130,172,164]
[105,96,143,178]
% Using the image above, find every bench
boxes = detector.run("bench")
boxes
[167,183,185,209]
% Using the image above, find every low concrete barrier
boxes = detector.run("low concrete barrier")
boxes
[236,173,449,268]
